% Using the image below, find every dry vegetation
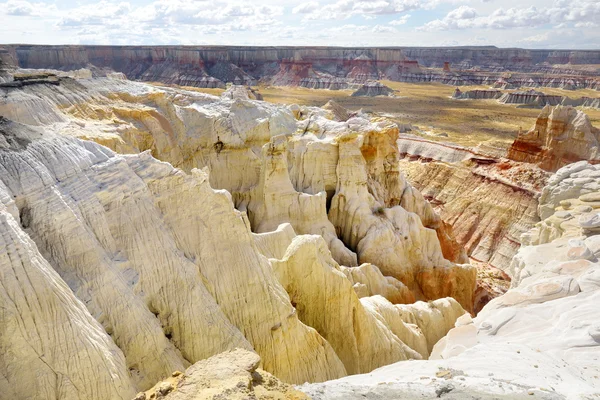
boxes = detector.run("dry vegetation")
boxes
[169,81,600,149]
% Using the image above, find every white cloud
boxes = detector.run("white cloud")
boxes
[420,0,600,31]
[1,0,53,16]
[372,24,398,32]
[302,0,424,20]
[389,14,410,25]
[57,1,132,27]
[292,1,319,14]
[328,24,370,32]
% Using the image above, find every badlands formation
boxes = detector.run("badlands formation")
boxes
[0,72,474,399]
[0,50,600,400]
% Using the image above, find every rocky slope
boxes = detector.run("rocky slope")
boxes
[301,161,600,400]
[0,76,474,399]
[452,88,502,100]
[5,45,600,89]
[508,105,600,171]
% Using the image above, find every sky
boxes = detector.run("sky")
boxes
[0,0,599,49]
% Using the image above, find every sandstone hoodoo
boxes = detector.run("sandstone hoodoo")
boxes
[508,105,600,172]
[302,161,600,399]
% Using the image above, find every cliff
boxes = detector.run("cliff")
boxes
[5,45,600,89]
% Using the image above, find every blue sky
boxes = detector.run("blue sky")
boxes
[0,0,599,48]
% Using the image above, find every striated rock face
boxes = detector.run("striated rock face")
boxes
[452,88,600,110]
[271,235,422,374]
[0,76,471,399]
[351,81,394,97]
[398,136,547,271]
[508,105,600,172]
[302,162,600,400]
[0,76,475,309]
[0,122,354,393]
[562,96,600,109]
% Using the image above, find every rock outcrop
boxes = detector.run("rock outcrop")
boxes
[397,135,550,312]
[140,349,309,400]
[351,81,394,97]
[498,89,563,107]
[301,162,600,400]
[398,136,547,271]
[508,105,600,172]
[0,76,476,309]
[452,88,502,100]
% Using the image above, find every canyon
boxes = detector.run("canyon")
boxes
[0,45,599,400]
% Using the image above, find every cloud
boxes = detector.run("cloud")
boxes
[292,1,319,14]
[56,1,132,27]
[389,14,410,25]
[328,24,370,32]
[420,0,600,31]
[372,24,398,32]
[1,0,52,16]
[52,0,284,38]
[302,0,424,20]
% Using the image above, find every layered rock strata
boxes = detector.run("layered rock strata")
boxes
[452,88,502,100]
[498,89,563,107]
[5,45,600,89]
[508,105,600,171]
[399,136,547,271]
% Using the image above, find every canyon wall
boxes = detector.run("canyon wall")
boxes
[5,45,600,89]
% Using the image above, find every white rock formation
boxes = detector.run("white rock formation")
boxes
[302,162,600,400]
[0,76,475,311]
[0,76,471,399]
